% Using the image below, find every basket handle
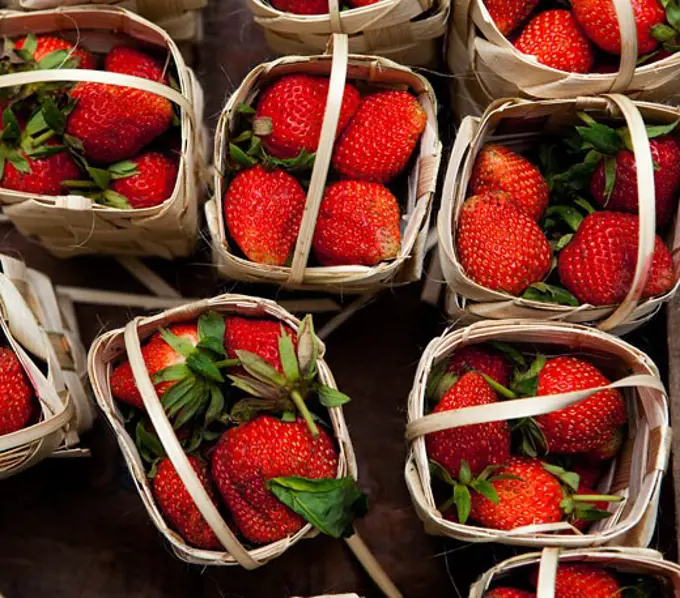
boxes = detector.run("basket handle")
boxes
[535,548,560,598]
[123,318,262,570]
[287,33,349,285]
[609,0,638,93]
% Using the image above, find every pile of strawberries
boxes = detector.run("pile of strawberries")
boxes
[426,342,627,532]
[109,311,366,549]
[456,114,678,306]
[269,0,381,15]
[223,73,427,268]
[0,347,37,439]
[484,0,680,73]
[0,34,181,209]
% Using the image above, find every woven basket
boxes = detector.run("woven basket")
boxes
[447,0,680,119]
[0,252,94,479]
[469,547,680,596]
[405,319,670,548]
[205,33,441,293]
[0,6,206,259]
[437,94,680,335]
[88,294,358,568]
[254,0,450,68]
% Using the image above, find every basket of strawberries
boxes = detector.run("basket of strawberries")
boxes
[405,319,670,547]
[87,293,367,568]
[252,0,450,68]
[438,93,680,334]
[205,33,440,292]
[470,546,680,597]
[0,251,94,478]
[0,5,205,258]
[448,0,680,119]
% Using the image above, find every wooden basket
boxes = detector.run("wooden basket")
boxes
[469,547,680,596]
[405,319,670,548]
[0,6,206,259]
[447,0,680,119]
[437,94,680,335]
[0,252,94,479]
[205,33,441,293]
[254,0,450,68]
[87,293,358,568]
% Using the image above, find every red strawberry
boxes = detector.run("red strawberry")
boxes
[572,0,665,55]
[67,46,172,163]
[15,35,96,69]
[153,456,221,549]
[570,459,603,488]
[470,144,549,221]
[483,0,540,35]
[447,345,512,387]
[270,0,328,14]
[332,90,427,183]
[584,426,624,461]
[109,151,179,208]
[312,180,400,266]
[590,135,680,226]
[457,191,552,295]
[469,457,563,530]
[515,10,595,73]
[347,0,381,6]
[427,372,511,478]
[1,139,80,195]
[557,211,675,305]
[530,563,621,597]
[255,75,360,160]
[535,357,627,453]
[224,165,306,265]
[223,316,296,372]
[211,415,338,544]
[0,347,35,436]
[485,589,536,598]
[110,323,199,410]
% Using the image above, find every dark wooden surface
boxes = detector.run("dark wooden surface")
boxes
[0,1,676,597]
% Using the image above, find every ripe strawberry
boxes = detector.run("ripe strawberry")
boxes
[514,10,595,73]
[0,347,35,436]
[447,345,512,387]
[557,211,675,305]
[530,564,621,597]
[585,426,624,461]
[312,180,400,266]
[469,457,563,530]
[485,589,536,598]
[223,316,296,372]
[15,35,96,69]
[332,90,426,183]
[1,139,80,195]
[270,0,328,14]
[211,415,338,544]
[534,357,627,453]
[483,0,540,36]
[348,0,381,6]
[255,75,360,160]
[224,165,306,265]
[470,144,549,221]
[590,135,680,226]
[67,46,172,163]
[109,151,179,208]
[153,456,220,549]
[572,0,665,55]
[457,191,552,295]
[570,459,603,488]
[427,372,511,479]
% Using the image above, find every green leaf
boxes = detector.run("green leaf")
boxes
[228,374,280,400]
[25,144,67,159]
[174,380,207,429]
[603,155,617,201]
[425,360,448,401]
[470,479,499,504]
[429,460,456,486]
[186,351,224,383]
[511,355,546,397]
[554,233,574,252]
[1,107,21,142]
[543,463,580,491]
[99,190,131,209]
[236,349,286,386]
[196,337,227,356]
[663,0,680,31]
[317,384,351,408]
[279,333,300,383]
[135,420,166,459]
[86,166,111,190]
[281,410,296,422]
[459,461,472,486]
[63,134,84,153]
[267,476,368,539]
[0,155,6,181]
[161,376,198,413]
[231,130,252,144]
[108,160,138,180]
[489,342,526,367]
[159,328,197,359]
[39,96,65,134]
[21,33,37,56]
[229,142,257,168]
[198,311,226,346]
[453,484,471,524]
[651,23,677,42]
[574,197,596,214]
[545,205,584,233]
[433,372,458,402]
[6,151,30,173]
[521,282,580,307]
[153,363,191,384]
[297,315,318,379]
[237,103,256,115]
[646,120,680,138]
[205,384,225,425]
[36,49,70,70]
[25,109,48,136]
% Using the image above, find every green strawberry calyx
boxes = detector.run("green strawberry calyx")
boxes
[650,0,680,55]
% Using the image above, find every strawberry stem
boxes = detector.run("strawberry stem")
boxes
[61,179,99,189]
[480,373,518,399]
[291,389,319,437]
[438,494,456,514]
[27,129,55,148]
[573,494,623,503]
[214,358,240,368]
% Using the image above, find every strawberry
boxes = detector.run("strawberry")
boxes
[557,211,675,305]
[255,75,360,160]
[332,90,426,183]
[530,564,620,597]
[0,347,35,436]
[514,10,595,73]
[269,0,328,14]
[534,356,627,453]
[153,456,221,549]
[457,191,552,295]
[483,0,540,36]
[347,0,381,5]
[570,459,603,488]
[485,590,535,598]
[312,180,400,266]
[14,35,96,69]
[223,316,296,372]
[224,165,306,266]
[447,345,512,387]
[67,46,173,163]
[470,144,549,221]
[571,0,665,55]
[590,135,680,226]
[108,151,179,209]
[585,426,624,461]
